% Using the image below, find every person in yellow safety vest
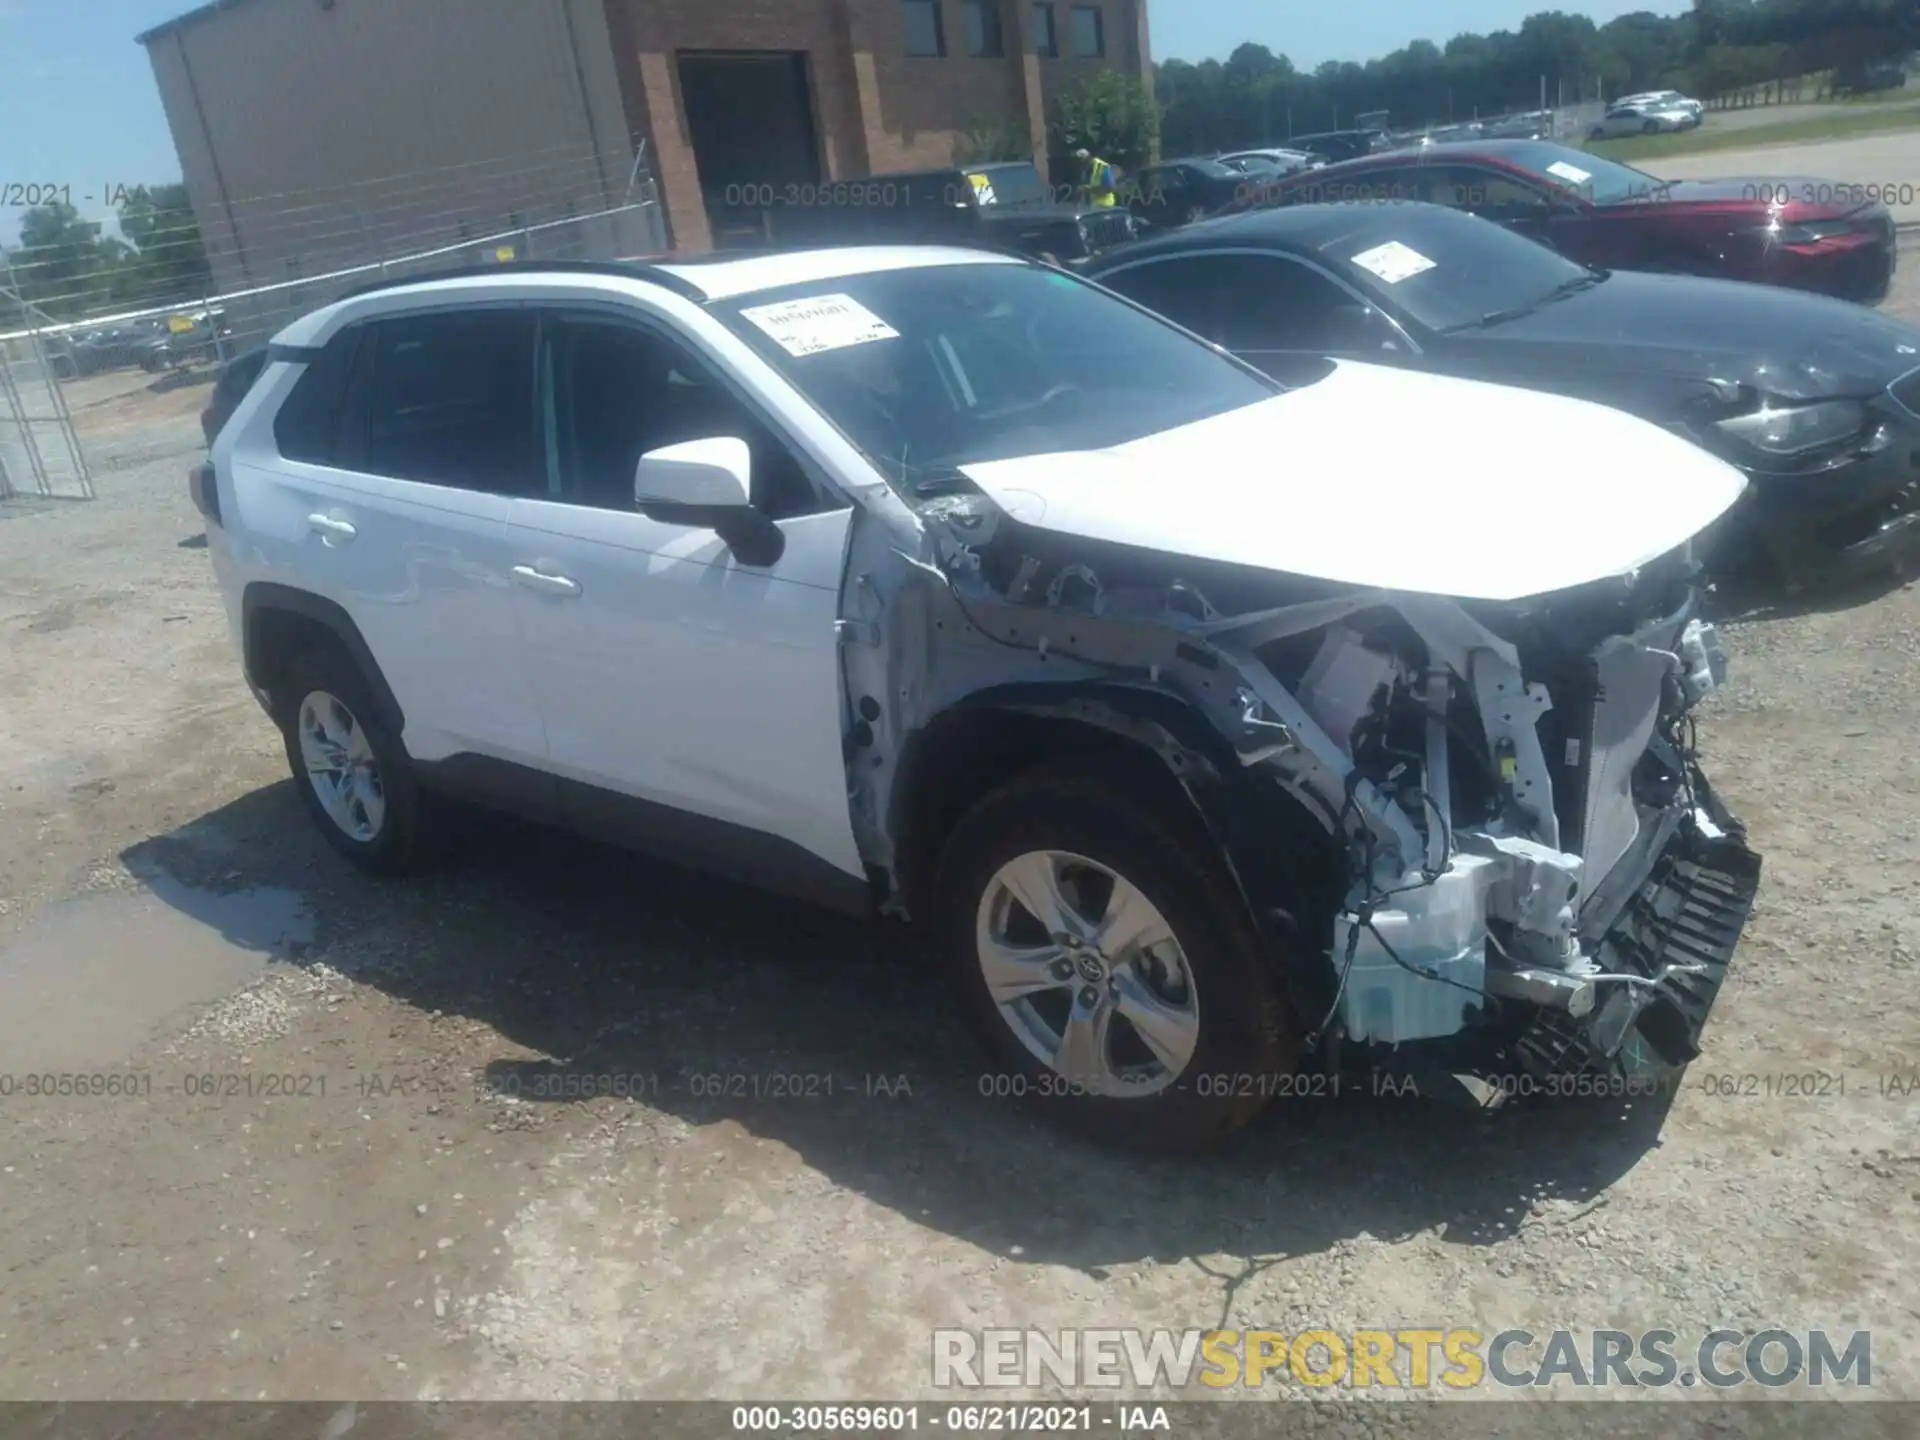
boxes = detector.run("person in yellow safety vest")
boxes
[1075,148,1120,207]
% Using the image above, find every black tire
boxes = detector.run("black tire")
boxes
[933,762,1300,1152]
[1642,119,1661,134]
[278,646,437,876]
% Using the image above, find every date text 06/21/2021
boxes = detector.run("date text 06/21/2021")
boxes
[730,1404,1171,1433]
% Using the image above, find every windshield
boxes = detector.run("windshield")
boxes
[1311,203,1595,332]
[967,164,1047,206]
[712,262,1276,492]
[1492,140,1672,205]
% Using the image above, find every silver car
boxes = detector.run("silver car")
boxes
[1588,101,1698,139]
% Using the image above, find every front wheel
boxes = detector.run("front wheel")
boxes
[933,763,1300,1151]
[1642,119,1662,134]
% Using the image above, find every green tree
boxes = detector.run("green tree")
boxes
[8,204,113,318]
[117,184,213,305]
[954,114,1035,165]
[1052,69,1161,170]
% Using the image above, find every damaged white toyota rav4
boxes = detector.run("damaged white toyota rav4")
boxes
[195,246,1761,1149]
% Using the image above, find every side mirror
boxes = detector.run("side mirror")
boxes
[635,436,752,509]
[634,437,785,567]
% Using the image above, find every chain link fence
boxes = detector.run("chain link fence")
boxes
[1,137,665,495]
[0,328,93,501]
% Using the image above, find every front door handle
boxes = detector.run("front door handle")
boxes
[511,565,582,598]
[307,513,356,543]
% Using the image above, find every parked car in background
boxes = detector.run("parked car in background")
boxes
[1284,130,1387,163]
[1217,147,1326,175]
[1085,202,1920,590]
[1127,157,1254,228]
[1475,111,1554,141]
[140,309,234,372]
[1213,154,1289,181]
[1615,90,1705,121]
[57,318,170,376]
[195,249,1758,1145]
[1589,101,1700,138]
[1268,139,1898,303]
[200,345,269,447]
[762,162,1138,261]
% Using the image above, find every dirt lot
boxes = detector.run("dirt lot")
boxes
[3,265,1920,1412]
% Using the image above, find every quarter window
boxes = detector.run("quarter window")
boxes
[273,329,363,465]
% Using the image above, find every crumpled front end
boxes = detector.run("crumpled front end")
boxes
[1222,548,1762,1087]
[858,487,1760,1092]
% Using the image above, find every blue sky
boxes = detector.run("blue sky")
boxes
[1,0,1692,246]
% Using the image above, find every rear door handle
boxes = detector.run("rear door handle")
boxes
[511,565,582,598]
[306,513,357,543]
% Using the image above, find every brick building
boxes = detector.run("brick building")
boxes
[607,0,1154,249]
[139,0,1154,290]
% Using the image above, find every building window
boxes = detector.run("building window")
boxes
[965,0,1004,57]
[1070,4,1104,58]
[903,0,945,57]
[1031,2,1057,57]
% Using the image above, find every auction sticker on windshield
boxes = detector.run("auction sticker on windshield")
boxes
[1546,160,1592,186]
[1350,241,1436,285]
[739,294,900,357]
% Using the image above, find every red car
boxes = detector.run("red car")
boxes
[1266,138,1898,303]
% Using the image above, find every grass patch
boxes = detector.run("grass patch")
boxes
[1585,102,1920,161]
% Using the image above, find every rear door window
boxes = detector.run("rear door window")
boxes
[360,310,539,493]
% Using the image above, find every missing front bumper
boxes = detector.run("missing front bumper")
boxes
[1511,816,1762,1082]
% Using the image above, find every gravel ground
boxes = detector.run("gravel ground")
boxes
[1,266,1919,1412]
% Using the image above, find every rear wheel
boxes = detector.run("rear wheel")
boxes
[1642,119,1662,134]
[933,763,1299,1151]
[279,647,438,876]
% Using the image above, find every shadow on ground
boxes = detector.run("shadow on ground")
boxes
[123,783,1673,1282]
[144,366,217,396]
[1704,568,1915,624]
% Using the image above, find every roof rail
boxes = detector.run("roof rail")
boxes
[335,258,708,304]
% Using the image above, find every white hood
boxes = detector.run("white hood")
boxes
[958,361,1748,603]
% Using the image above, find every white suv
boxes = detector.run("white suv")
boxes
[194,247,1761,1147]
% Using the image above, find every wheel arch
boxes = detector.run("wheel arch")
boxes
[887,681,1343,961]
[242,583,404,732]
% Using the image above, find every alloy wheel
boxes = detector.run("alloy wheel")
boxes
[975,849,1201,1097]
[297,689,386,843]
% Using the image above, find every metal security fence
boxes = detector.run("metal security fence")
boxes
[0,285,94,501]
[1,138,666,493]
